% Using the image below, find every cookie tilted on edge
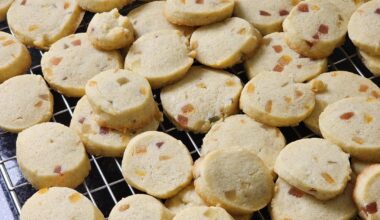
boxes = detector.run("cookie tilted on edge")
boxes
[173,206,234,220]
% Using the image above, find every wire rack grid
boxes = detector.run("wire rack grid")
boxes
[0,2,378,219]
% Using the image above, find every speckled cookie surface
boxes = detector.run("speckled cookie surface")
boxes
[16,122,90,189]
[190,17,261,69]
[0,31,31,83]
[41,33,123,97]
[173,206,234,220]
[165,184,207,214]
[328,0,367,21]
[0,0,13,21]
[245,32,327,82]
[274,138,351,200]
[359,49,380,76]
[161,66,242,133]
[7,0,84,49]
[0,75,53,133]
[76,0,130,12]
[20,187,104,220]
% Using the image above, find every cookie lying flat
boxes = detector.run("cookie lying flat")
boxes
[125,30,194,89]
[190,17,261,69]
[240,71,315,127]
[7,0,84,49]
[320,97,380,162]
[164,0,234,26]
[0,75,53,133]
[70,96,160,157]
[87,9,134,50]
[122,131,193,199]
[128,1,193,38]
[194,149,274,215]
[16,122,90,189]
[109,194,173,220]
[165,184,208,214]
[354,164,380,219]
[76,0,130,12]
[348,0,380,55]
[0,31,31,83]
[351,158,372,175]
[274,138,351,200]
[271,178,357,220]
[303,71,380,135]
[173,206,234,220]
[245,32,327,82]
[283,0,348,59]
[161,66,242,133]
[85,69,160,132]
[359,50,380,76]
[201,114,285,174]
[234,0,297,35]
[0,0,13,21]
[41,33,123,97]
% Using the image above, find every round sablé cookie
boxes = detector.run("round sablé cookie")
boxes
[165,184,208,214]
[320,97,380,162]
[303,71,380,135]
[41,33,123,97]
[164,0,234,26]
[16,122,90,189]
[283,0,348,59]
[173,206,234,220]
[125,30,194,89]
[348,0,380,55]
[70,96,160,157]
[354,164,380,219]
[201,114,285,174]
[245,32,327,82]
[122,131,193,199]
[274,138,351,200]
[76,0,130,13]
[359,49,380,76]
[190,17,261,69]
[109,194,173,220]
[270,178,357,220]
[87,9,134,50]
[160,66,242,133]
[351,158,372,175]
[328,0,367,22]
[0,0,13,21]
[240,71,315,127]
[0,31,31,83]
[234,0,298,35]
[20,187,104,220]
[193,149,274,215]
[7,0,84,49]
[0,75,53,133]
[128,1,193,38]
[85,69,161,132]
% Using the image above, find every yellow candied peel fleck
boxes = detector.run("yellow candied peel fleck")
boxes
[311,5,320,11]
[28,25,39,32]
[69,193,81,203]
[118,204,130,212]
[246,83,255,93]
[135,168,146,177]
[321,172,335,184]
[364,113,373,124]
[37,188,49,195]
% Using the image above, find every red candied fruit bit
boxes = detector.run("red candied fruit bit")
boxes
[53,165,63,175]
[288,187,304,198]
[78,117,85,124]
[375,8,380,14]
[364,202,378,214]
[312,33,319,40]
[71,39,81,46]
[195,0,203,4]
[177,114,188,126]
[272,45,283,53]
[156,142,164,148]
[318,24,329,34]
[21,0,26,5]
[279,10,289,16]
[340,112,354,120]
[99,127,110,135]
[50,57,63,66]
[260,10,271,16]
[298,3,309,12]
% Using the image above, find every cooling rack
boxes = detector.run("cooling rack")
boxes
[0,2,378,219]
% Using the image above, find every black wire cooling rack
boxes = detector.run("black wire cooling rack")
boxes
[0,2,378,219]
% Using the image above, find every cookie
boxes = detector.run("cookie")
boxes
[16,122,90,189]
[87,9,134,50]
[354,164,380,219]
[234,0,298,35]
[320,97,380,162]
[189,17,261,69]
[0,31,31,83]
[165,184,208,214]
[283,0,348,59]
[160,66,242,133]
[164,0,234,26]
[348,0,380,55]
[271,178,357,220]
[124,30,194,89]
[351,158,372,175]
[359,50,380,76]
[193,149,274,215]
[0,75,53,133]
[304,71,380,135]
[76,0,130,13]
[201,114,285,174]
[274,138,351,200]
[85,69,161,132]
[173,206,234,220]
[70,96,160,157]
[122,131,193,199]
[0,0,13,21]
[128,1,193,38]
[240,71,315,127]
[109,194,173,220]
[245,32,327,82]
[41,33,123,97]
[7,0,84,49]
[20,187,104,220]
[328,0,367,21]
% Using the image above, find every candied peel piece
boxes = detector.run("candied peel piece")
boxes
[364,202,378,214]
[288,187,304,198]
[311,80,326,93]
[297,3,309,12]
[260,10,271,16]
[69,193,81,203]
[279,10,289,16]
[50,57,63,66]
[340,112,354,120]
[272,45,283,53]
[247,83,255,93]
[181,104,195,114]
[156,142,164,148]
[119,204,130,212]
[265,100,272,113]
[359,84,369,92]
[135,146,147,155]
[177,114,189,126]
[321,172,335,184]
